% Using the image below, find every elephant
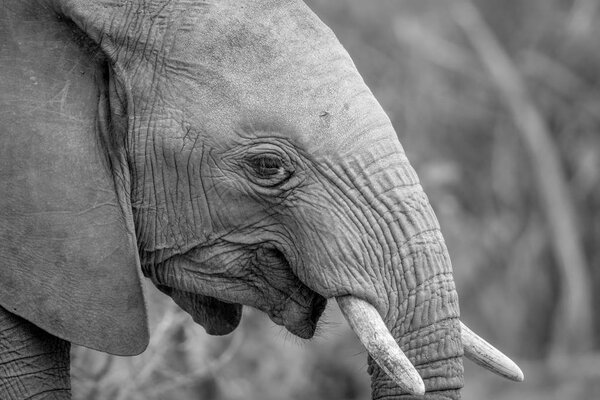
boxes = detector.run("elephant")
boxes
[0,0,523,399]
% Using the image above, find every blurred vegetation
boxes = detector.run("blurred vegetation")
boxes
[71,0,600,399]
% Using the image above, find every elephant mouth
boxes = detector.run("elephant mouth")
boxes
[253,247,328,339]
[267,287,327,339]
[156,285,244,335]
[150,245,327,339]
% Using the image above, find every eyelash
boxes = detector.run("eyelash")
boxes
[246,154,294,187]
[251,155,285,177]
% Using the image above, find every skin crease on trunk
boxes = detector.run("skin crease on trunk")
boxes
[0,0,467,399]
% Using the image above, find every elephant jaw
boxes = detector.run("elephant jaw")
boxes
[156,286,242,335]
[148,243,329,339]
[160,282,326,339]
[158,282,327,339]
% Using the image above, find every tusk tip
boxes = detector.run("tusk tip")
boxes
[508,364,524,382]
[409,377,426,395]
[461,322,525,382]
[388,367,425,395]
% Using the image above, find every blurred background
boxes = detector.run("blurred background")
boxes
[71,0,600,399]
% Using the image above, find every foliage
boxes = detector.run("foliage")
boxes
[72,1,600,399]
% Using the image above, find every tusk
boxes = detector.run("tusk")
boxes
[461,322,524,382]
[336,296,425,395]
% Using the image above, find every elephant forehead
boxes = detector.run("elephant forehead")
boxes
[156,2,386,153]
[122,1,394,155]
[173,81,389,158]
[164,4,355,93]
[167,0,337,71]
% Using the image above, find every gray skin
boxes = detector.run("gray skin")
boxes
[0,1,463,399]
[0,306,70,398]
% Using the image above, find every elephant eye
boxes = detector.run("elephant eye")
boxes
[247,154,293,187]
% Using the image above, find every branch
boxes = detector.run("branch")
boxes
[451,0,593,357]
[150,329,244,397]
[113,305,188,400]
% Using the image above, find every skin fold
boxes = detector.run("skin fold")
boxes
[0,306,71,399]
[1,1,466,398]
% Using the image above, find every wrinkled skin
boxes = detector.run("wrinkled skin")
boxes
[0,306,71,399]
[0,0,463,399]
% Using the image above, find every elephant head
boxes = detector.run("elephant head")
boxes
[0,0,522,398]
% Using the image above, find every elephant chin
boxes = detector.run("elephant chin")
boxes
[157,286,242,335]
[267,292,328,340]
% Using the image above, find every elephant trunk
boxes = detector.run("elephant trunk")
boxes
[322,129,522,397]
[375,216,463,400]
[0,306,71,399]
[367,259,464,400]
[332,147,464,398]
[359,225,463,400]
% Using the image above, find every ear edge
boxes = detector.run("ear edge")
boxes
[0,5,149,356]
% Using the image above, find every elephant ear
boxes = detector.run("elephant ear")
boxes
[0,6,148,355]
